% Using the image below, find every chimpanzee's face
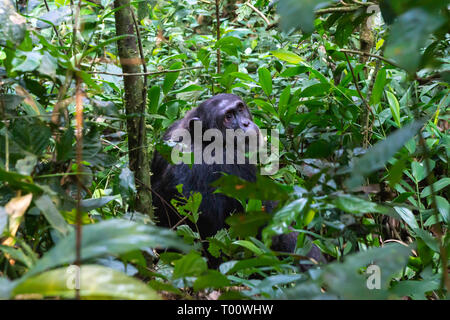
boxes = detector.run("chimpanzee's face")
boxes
[221,100,253,131]
[204,94,259,134]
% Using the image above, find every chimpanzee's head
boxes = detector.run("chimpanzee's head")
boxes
[166,94,263,159]
[194,93,260,134]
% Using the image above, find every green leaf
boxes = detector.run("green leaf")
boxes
[27,220,190,278]
[197,48,210,70]
[176,225,200,244]
[215,36,242,57]
[280,66,308,77]
[162,61,183,95]
[263,198,310,245]
[13,265,159,300]
[226,211,271,238]
[384,8,445,74]
[394,207,419,230]
[253,99,278,117]
[233,240,264,256]
[413,228,439,252]
[229,72,256,83]
[149,280,182,295]
[0,278,14,299]
[173,251,207,279]
[171,84,203,94]
[0,0,26,45]
[386,91,401,128]
[278,85,291,117]
[270,50,304,64]
[413,160,435,183]
[226,255,281,274]
[212,175,291,203]
[369,68,386,106]
[0,94,24,111]
[80,196,116,211]
[333,195,393,216]
[0,245,34,268]
[56,128,74,162]
[391,278,440,300]
[411,161,425,182]
[420,178,450,198]
[320,244,412,299]
[9,120,51,156]
[193,270,231,291]
[15,155,37,176]
[435,196,449,224]
[12,51,42,73]
[36,6,71,29]
[34,195,71,236]
[387,157,407,188]
[119,167,136,199]
[299,83,331,97]
[258,68,272,96]
[37,52,57,79]
[0,168,41,193]
[344,119,426,189]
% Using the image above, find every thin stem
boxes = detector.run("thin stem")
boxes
[43,0,65,49]
[87,66,202,76]
[344,52,373,148]
[245,2,270,25]
[73,0,84,301]
[215,0,221,74]
[418,130,449,293]
[340,49,401,69]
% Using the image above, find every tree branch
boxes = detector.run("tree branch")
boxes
[87,66,202,77]
[340,49,401,69]
[245,2,271,25]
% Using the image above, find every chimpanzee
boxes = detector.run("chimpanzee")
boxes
[151,93,324,268]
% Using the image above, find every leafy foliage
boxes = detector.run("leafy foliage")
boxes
[0,0,448,300]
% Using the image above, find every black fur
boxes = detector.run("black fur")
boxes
[151,94,258,238]
[151,94,325,268]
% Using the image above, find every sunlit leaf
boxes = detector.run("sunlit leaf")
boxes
[271,50,304,64]
[385,91,401,128]
[13,265,159,300]
[27,219,190,278]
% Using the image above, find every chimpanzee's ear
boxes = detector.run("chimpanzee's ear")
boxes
[188,117,201,134]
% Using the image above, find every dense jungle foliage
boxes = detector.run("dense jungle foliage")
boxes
[0,0,449,300]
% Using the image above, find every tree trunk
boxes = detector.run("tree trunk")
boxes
[114,0,153,217]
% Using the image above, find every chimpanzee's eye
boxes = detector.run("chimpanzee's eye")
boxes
[237,103,244,112]
[225,112,233,120]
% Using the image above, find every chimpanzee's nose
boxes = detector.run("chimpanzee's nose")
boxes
[242,120,250,127]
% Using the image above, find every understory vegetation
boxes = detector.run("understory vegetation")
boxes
[0,0,449,299]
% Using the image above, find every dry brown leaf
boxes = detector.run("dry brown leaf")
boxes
[2,193,33,246]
